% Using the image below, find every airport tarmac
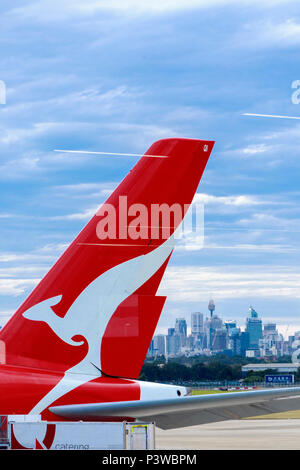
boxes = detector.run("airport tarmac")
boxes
[156,419,300,450]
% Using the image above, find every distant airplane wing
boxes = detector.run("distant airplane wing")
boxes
[49,387,300,429]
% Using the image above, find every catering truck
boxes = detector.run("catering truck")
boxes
[0,416,155,450]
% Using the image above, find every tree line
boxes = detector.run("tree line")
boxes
[140,360,242,382]
[139,354,298,383]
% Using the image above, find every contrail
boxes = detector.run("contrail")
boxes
[243,113,300,120]
[54,150,168,158]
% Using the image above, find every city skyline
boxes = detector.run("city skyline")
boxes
[154,301,297,339]
[149,300,297,359]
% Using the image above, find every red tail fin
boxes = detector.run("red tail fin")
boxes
[0,138,214,378]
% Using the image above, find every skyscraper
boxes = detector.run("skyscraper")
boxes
[240,331,250,356]
[175,318,187,348]
[263,323,277,336]
[175,318,187,337]
[245,306,263,349]
[228,328,242,356]
[166,333,180,356]
[211,329,227,352]
[205,313,223,350]
[191,312,204,336]
[153,335,166,356]
[225,321,237,331]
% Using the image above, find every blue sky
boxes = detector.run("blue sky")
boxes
[1,0,300,336]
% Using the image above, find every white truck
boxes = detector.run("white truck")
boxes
[0,415,155,450]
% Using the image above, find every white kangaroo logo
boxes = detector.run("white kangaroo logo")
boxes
[23,229,179,414]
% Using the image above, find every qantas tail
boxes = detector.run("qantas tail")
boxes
[0,138,214,379]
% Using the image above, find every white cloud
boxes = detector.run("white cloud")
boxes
[225,123,300,170]
[0,310,14,317]
[50,206,100,221]
[0,310,14,327]
[176,237,295,253]
[54,183,113,193]
[263,124,300,145]
[203,243,296,253]
[0,122,60,145]
[193,193,262,206]
[0,156,42,180]
[0,266,49,278]
[159,265,300,301]
[2,86,135,120]
[8,0,297,22]
[242,144,272,155]
[239,18,300,48]
[0,279,39,296]
[237,213,300,231]
[0,243,70,264]
[270,18,300,44]
[0,252,53,263]
[52,182,117,199]
[37,243,69,253]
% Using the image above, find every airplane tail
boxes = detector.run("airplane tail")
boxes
[0,138,214,379]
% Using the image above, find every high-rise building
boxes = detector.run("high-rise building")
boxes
[228,327,242,356]
[224,321,237,331]
[153,335,166,356]
[211,328,227,352]
[260,322,283,357]
[175,318,187,337]
[263,323,277,336]
[240,331,250,356]
[245,306,263,349]
[147,339,154,357]
[186,335,196,351]
[205,314,223,350]
[174,318,187,349]
[210,315,223,330]
[166,333,180,356]
[191,312,204,336]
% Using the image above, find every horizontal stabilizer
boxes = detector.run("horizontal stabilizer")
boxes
[49,387,300,429]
